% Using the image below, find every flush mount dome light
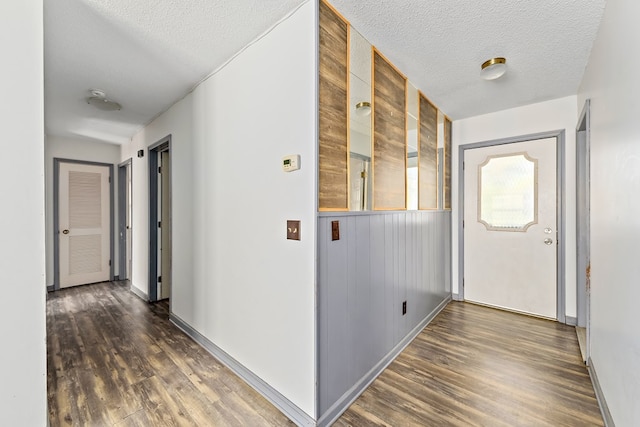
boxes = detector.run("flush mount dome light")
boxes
[87,88,122,111]
[355,101,371,117]
[480,57,507,80]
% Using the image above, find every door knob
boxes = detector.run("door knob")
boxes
[62,229,69,235]
[544,238,553,245]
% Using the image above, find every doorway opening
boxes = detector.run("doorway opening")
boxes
[458,130,567,322]
[576,100,591,362]
[118,159,132,282]
[148,136,172,303]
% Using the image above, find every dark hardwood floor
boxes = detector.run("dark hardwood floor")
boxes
[334,302,604,427]
[48,282,603,426]
[47,281,294,426]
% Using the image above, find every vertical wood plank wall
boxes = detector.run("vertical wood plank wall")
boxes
[319,1,349,211]
[419,95,438,209]
[318,210,451,418]
[443,117,452,209]
[372,50,407,210]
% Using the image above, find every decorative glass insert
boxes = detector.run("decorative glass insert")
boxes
[478,152,538,231]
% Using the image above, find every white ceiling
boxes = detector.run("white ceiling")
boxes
[44,0,606,144]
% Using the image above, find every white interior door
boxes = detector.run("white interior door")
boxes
[59,162,111,288]
[464,138,557,319]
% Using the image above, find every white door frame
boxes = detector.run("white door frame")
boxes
[53,158,115,290]
[457,130,567,323]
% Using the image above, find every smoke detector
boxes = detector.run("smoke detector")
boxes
[87,88,122,111]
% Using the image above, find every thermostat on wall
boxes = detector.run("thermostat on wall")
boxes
[282,154,301,172]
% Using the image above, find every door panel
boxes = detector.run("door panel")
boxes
[59,162,110,288]
[464,138,557,318]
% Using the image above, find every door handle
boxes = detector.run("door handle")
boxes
[544,238,553,245]
[62,229,69,235]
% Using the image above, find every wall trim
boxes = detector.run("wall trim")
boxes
[317,296,451,427]
[452,293,463,301]
[587,357,615,427]
[565,316,577,326]
[170,313,315,427]
[47,285,55,292]
[128,283,149,302]
[318,209,449,217]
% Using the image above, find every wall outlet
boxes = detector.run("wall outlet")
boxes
[402,301,407,315]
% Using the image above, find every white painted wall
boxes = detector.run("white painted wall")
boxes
[452,96,579,318]
[121,2,317,417]
[578,0,640,424]
[44,135,122,286]
[0,0,47,424]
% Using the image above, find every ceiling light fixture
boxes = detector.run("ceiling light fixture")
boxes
[87,88,122,111]
[355,101,371,117]
[480,57,507,80]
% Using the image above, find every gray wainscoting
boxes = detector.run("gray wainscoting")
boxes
[317,210,451,421]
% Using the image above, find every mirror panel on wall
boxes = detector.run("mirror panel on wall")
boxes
[349,28,372,211]
[406,83,419,210]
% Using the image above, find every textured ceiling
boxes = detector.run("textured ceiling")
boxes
[44,0,605,144]
[44,0,306,143]
[331,0,606,120]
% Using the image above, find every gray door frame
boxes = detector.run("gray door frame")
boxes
[118,158,132,281]
[576,99,591,352]
[148,135,171,302]
[457,130,567,323]
[53,158,115,290]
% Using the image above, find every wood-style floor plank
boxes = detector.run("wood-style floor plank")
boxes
[335,302,603,427]
[48,283,603,426]
[47,281,294,427]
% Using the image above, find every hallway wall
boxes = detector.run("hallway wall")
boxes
[120,1,317,417]
[578,0,640,424]
[0,0,47,424]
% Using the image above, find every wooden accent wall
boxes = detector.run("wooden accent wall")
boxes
[372,50,406,210]
[318,1,349,211]
[418,94,438,210]
[443,116,452,209]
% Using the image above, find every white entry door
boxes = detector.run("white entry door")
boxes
[464,138,557,319]
[59,162,111,288]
